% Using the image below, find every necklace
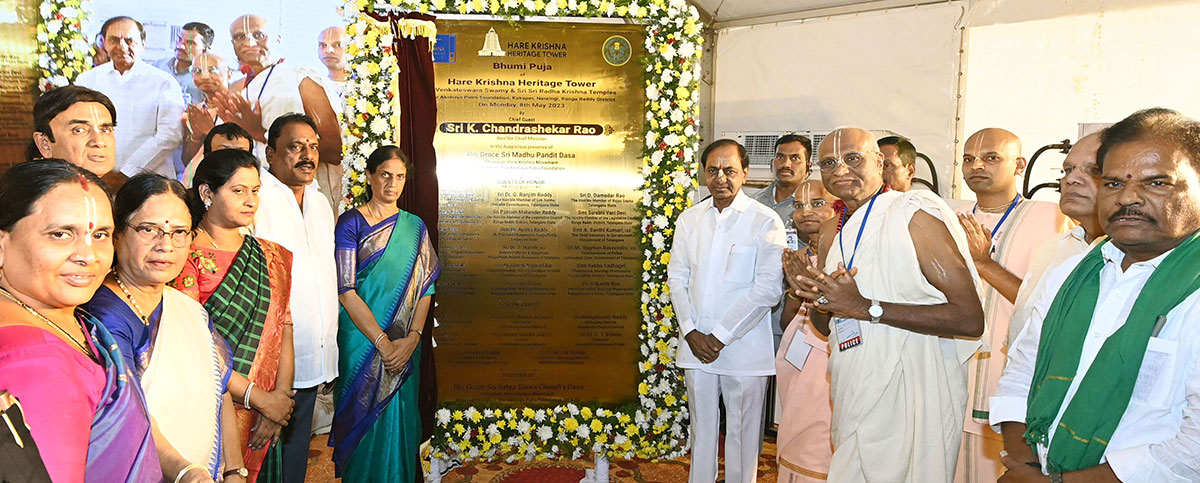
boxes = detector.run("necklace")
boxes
[113,273,149,324]
[0,286,96,362]
[366,201,396,223]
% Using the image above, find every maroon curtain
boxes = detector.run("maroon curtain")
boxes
[365,10,440,446]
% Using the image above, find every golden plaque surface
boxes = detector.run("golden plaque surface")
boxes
[0,0,37,173]
[434,20,646,406]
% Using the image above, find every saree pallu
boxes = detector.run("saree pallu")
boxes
[172,236,293,483]
[85,286,232,480]
[144,288,232,479]
[0,315,161,482]
[330,211,439,481]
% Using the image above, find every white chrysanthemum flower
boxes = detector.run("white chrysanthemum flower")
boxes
[664,133,680,147]
[651,232,665,250]
[517,420,531,433]
[651,150,664,166]
[670,109,683,123]
[369,117,388,135]
[537,426,553,440]
[545,0,559,15]
[437,409,451,425]
[684,125,694,137]
[646,85,659,101]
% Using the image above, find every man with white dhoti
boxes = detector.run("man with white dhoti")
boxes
[668,139,787,483]
[790,127,985,483]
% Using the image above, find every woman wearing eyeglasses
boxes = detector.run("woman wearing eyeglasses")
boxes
[170,149,295,483]
[82,174,245,483]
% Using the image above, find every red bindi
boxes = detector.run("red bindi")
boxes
[77,173,90,191]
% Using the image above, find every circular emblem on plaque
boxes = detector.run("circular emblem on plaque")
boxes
[602,35,632,66]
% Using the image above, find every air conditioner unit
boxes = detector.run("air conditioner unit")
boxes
[720,130,901,185]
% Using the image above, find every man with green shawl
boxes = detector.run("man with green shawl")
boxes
[990,107,1200,483]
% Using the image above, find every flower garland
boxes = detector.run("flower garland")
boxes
[341,0,703,462]
[36,0,93,92]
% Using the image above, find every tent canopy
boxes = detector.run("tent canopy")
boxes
[692,0,945,28]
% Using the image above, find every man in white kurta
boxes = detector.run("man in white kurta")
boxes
[668,139,786,483]
[1006,132,1105,345]
[791,127,985,483]
[75,16,184,178]
[990,108,1200,482]
[252,114,339,482]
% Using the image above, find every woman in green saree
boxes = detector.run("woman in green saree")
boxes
[328,146,439,482]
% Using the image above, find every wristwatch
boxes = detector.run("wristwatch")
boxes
[223,467,249,479]
[868,299,883,323]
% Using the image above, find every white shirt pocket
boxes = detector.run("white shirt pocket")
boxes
[1132,336,1177,406]
[724,244,757,284]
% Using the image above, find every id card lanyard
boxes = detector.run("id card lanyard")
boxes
[838,192,880,270]
[833,190,882,352]
[973,193,1021,259]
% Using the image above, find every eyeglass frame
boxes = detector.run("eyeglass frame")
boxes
[127,223,193,247]
[815,151,870,173]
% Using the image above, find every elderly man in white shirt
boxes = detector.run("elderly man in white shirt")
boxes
[668,139,787,483]
[75,16,184,179]
[1006,132,1105,345]
[252,113,339,482]
[991,108,1200,483]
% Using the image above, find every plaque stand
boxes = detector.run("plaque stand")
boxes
[580,454,611,483]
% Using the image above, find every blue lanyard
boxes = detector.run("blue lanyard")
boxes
[839,193,880,270]
[973,193,1021,242]
[974,194,1021,259]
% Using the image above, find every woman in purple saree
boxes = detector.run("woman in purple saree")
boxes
[0,160,160,482]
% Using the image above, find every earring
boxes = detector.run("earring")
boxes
[204,199,212,209]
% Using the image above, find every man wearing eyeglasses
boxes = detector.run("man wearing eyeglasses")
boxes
[151,22,214,106]
[211,14,343,214]
[789,126,984,482]
[668,139,787,483]
[75,16,185,179]
[952,128,1073,483]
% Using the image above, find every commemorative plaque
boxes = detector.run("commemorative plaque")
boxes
[434,20,646,406]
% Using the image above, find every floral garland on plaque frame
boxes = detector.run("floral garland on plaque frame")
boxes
[36,0,93,92]
[341,0,703,462]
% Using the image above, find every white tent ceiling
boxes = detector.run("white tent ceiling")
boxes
[692,0,951,28]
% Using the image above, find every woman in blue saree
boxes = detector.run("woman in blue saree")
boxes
[82,174,244,483]
[328,146,439,482]
[0,160,160,482]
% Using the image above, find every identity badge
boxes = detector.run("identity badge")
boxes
[833,317,863,351]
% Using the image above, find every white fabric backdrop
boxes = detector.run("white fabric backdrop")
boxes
[713,3,964,196]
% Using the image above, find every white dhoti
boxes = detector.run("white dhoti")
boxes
[824,191,982,483]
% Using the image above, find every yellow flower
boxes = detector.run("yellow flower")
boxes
[490,432,502,443]
[660,252,670,265]
[638,382,649,395]
[453,423,465,434]
[452,410,464,420]
[580,407,592,419]
[624,424,639,436]
[523,407,536,418]
[642,259,652,271]
[563,417,579,431]
[471,411,483,423]
[489,0,500,13]
[596,433,609,444]
[664,394,677,406]
[590,419,603,432]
